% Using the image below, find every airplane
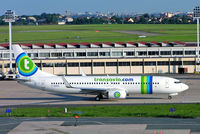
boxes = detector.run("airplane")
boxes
[12,44,189,101]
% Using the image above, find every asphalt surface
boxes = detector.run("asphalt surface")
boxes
[0,117,199,134]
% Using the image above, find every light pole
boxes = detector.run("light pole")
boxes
[3,10,16,73]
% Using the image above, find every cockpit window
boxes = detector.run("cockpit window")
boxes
[174,81,181,84]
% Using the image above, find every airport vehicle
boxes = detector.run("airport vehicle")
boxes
[12,44,189,101]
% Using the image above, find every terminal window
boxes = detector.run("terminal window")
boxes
[99,52,110,56]
[42,63,53,67]
[157,61,169,66]
[80,62,92,67]
[93,62,105,66]
[35,63,41,67]
[63,52,74,57]
[125,51,135,56]
[40,53,50,57]
[87,52,98,56]
[173,51,183,55]
[132,62,143,66]
[3,53,9,58]
[51,52,62,57]
[137,51,147,56]
[55,63,66,67]
[170,61,182,65]
[185,51,195,55]
[4,63,9,68]
[76,52,86,57]
[112,52,123,56]
[119,62,130,66]
[106,62,117,66]
[144,62,156,66]
[160,51,171,55]
[68,63,79,67]
[183,61,195,65]
[148,51,159,55]
[28,53,38,58]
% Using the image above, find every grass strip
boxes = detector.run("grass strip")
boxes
[0,24,197,43]
[1,104,200,118]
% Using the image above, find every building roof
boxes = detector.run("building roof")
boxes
[0,41,197,50]
[173,41,185,45]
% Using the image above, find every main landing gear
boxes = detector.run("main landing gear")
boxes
[95,94,103,101]
[168,95,172,100]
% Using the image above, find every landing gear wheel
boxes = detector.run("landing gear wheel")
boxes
[95,96,100,101]
[168,95,172,100]
[95,94,103,101]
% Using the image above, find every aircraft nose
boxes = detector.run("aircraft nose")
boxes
[182,83,189,91]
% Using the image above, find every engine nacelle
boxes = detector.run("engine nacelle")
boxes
[108,90,127,99]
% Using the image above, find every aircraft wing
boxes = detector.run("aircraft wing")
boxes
[79,87,107,94]
[79,87,125,94]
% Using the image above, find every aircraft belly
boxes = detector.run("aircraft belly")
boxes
[45,87,81,94]
[126,86,141,94]
[153,87,174,94]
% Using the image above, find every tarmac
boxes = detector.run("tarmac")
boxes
[0,117,199,134]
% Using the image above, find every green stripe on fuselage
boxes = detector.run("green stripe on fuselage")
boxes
[144,76,147,94]
[141,76,147,94]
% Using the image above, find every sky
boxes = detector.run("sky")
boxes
[0,0,200,15]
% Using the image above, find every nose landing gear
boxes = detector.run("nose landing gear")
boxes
[168,93,178,100]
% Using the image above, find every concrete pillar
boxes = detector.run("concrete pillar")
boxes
[65,60,68,75]
[130,61,131,74]
[168,58,170,74]
[53,62,55,75]
[104,62,106,75]
[117,59,119,74]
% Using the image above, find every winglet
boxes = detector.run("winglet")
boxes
[62,76,72,88]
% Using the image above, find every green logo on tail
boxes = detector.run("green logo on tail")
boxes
[16,52,38,77]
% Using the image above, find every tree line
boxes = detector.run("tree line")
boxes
[0,13,195,25]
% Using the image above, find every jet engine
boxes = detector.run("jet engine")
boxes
[108,90,127,99]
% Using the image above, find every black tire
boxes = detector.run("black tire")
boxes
[95,96,100,101]
[168,96,172,100]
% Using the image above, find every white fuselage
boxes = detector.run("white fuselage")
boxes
[20,75,188,95]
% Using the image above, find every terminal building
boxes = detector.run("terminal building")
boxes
[0,41,199,75]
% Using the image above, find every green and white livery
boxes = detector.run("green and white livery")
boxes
[12,44,189,101]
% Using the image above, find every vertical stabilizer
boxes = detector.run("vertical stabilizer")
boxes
[12,44,54,78]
